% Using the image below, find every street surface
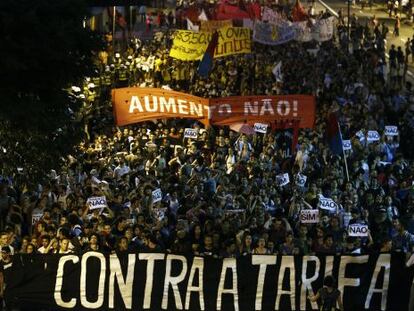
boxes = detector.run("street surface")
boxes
[315,0,414,77]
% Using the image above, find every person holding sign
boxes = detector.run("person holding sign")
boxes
[308,275,344,311]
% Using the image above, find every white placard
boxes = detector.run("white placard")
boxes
[296,173,307,187]
[276,173,290,186]
[348,224,369,237]
[355,130,365,141]
[367,130,380,142]
[32,213,43,225]
[342,140,352,151]
[91,176,101,185]
[154,207,167,220]
[385,125,399,136]
[87,196,107,210]
[254,123,268,134]
[184,128,198,139]
[318,195,338,212]
[300,209,319,223]
[356,130,364,138]
[152,188,162,203]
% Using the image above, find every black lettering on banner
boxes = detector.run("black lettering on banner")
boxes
[234,39,243,52]
[215,44,223,56]
[199,33,206,45]
[241,28,249,38]
[189,33,199,45]
[217,30,225,42]
[5,253,408,310]
[175,31,183,41]
[181,32,191,43]
[226,27,234,39]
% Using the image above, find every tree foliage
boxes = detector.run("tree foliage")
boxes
[0,0,103,183]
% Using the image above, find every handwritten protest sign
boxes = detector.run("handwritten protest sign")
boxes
[348,224,369,237]
[276,173,290,186]
[342,140,352,151]
[184,128,198,138]
[253,123,268,134]
[300,209,319,223]
[152,189,162,203]
[385,126,398,136]
[318,195,338,212]
[367,130,380,142]
[87,196,107,210]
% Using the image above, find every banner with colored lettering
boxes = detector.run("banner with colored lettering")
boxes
[294,17,335,42]
[253,21,296,45]
[208,94,315,128]
[112,88,316,129]
[169,27,251,61]
[200,20,233,32]
[4,253,412,311]
[112,87,210,126]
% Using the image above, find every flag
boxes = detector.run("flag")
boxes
[198,31,219,78]
[198,9,208,21]
[186,18,199,31]
[272,61,283,82]
[185,6,200,23]
[291,0,308,22]
[326,112,343,155]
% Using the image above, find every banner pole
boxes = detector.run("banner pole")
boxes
[338,121,350,182]
[112,6,116,39]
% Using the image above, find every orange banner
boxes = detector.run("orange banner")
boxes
[112,88,210,126]
[112,88,315,128]
[209,95,315,128]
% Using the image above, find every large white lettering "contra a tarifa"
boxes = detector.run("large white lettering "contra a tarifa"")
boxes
[53,253,391,311]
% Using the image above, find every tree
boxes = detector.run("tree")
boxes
[0,0,103,184]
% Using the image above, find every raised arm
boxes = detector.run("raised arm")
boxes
[308,291,320,302]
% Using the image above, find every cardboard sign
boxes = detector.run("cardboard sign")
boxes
[253,123,268,134]
[32,213,43,225]
[87,196,107,210]
[385,126,399,136]
[367,130,380,142]
[152,188,162,203]
[318,195,338,212]
[342,140,352,151]
[276,173,290,186]
[300,209,319,224]
[154,207,167,220]
[355,130,365,141]
[170,27,251,61]
[184,128,198,139]
[348,224,369,237]
[296,173,307,187]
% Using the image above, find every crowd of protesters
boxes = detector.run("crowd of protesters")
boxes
[1,1,414,265]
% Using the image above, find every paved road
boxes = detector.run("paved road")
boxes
[314,0,414,78]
